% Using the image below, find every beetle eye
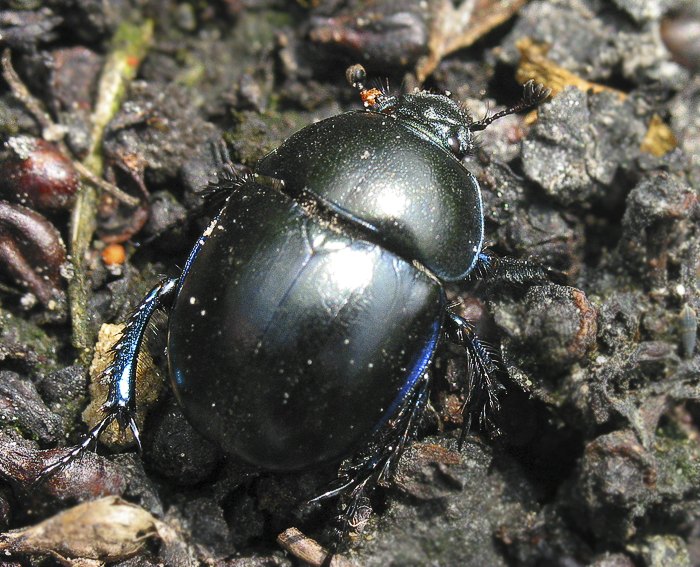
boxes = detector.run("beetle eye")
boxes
[447,136,462,156]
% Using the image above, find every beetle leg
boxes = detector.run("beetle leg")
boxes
[310,371,431,540]
[38,277,179,480]
[445,311,507,444]
[471,249,567,285]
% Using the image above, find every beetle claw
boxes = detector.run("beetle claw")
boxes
[128,416,143,453]
[309,372,431,544]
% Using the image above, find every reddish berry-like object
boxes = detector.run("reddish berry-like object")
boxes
[102,243,126,266]
[2,136,79,211]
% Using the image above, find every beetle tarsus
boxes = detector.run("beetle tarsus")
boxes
[36,412,115,481]
[324,481,373,549]
[315,371,430,499]
[128,415,143,453]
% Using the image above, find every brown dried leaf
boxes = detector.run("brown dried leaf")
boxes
[515,37,624,99]
[84,323,165,449]
[0,496,162,563]
[516,38,677,155]
[417,0,527,82]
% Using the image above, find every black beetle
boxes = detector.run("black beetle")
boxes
[45,65,554,534]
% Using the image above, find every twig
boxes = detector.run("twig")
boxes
[277,528,355,567]
[1,48,57,138]
[73,161,139,207]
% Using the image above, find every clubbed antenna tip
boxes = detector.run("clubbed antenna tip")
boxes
[345,63,367,91]
[470,79,551,132]
[345,63,387,110]
[522,79,552,107]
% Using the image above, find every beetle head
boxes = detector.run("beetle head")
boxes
[345,65,475,160]
[346,64,550,161]
[384,92,475,160]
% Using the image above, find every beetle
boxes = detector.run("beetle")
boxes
[44,65,554,533]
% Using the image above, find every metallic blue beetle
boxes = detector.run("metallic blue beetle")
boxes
[46,66,552,528]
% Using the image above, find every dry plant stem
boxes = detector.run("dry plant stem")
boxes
[1,48,56,137]
[84,20,154,175]
[69,182,98,361]
[69,19,153,362]
[0,49,139,207]
[74,160,139,207]
[277,528,355,567]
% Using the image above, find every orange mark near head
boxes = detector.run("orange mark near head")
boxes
[360,88,383,109]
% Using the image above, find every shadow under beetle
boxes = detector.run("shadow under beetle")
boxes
[44,65,556,536]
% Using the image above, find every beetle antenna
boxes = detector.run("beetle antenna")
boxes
[470,80,551,132]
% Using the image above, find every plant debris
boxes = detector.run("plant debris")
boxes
[0,496,164,563]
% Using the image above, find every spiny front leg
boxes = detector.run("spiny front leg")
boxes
[39,277,179,480]
[471,249,567,286]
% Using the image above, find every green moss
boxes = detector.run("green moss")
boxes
[174,52,206,88]
[0,308,60,375]
[226,110,310,166]
[234,10,295,50]
[653,426,700,493]
[0,99,20,137]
